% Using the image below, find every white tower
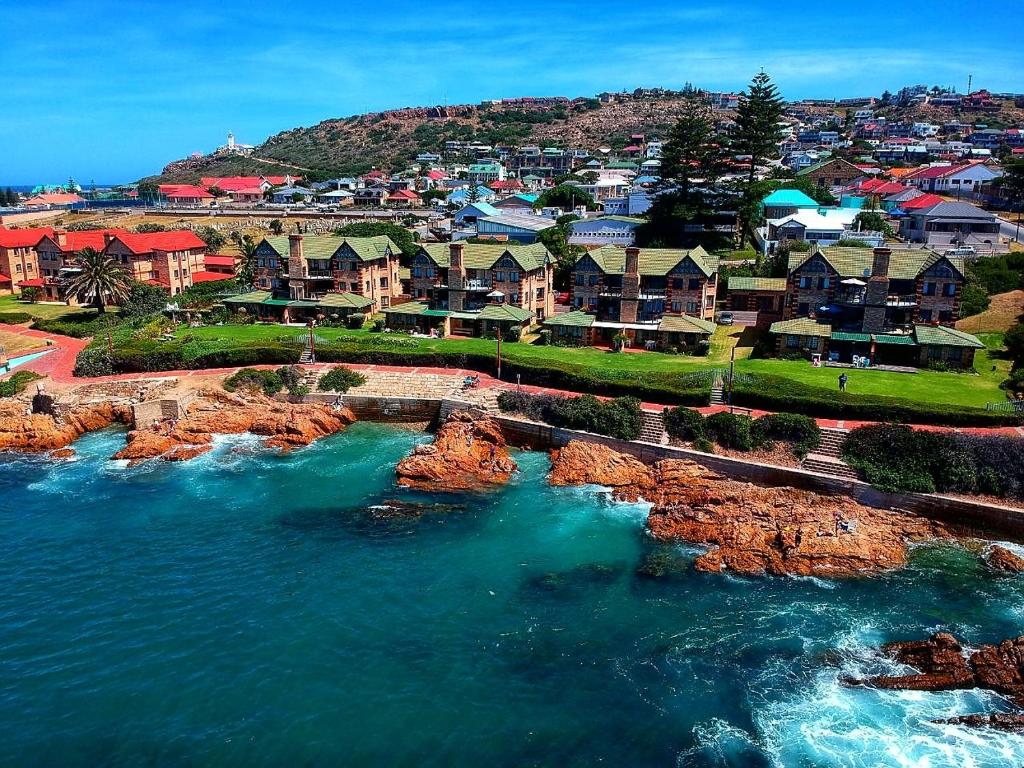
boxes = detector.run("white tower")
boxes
[227,131,236,151]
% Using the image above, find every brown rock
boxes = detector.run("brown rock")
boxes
[548,445,952,578]
[847,633,1024,723]
[396,411,516,491]
[50,448,76,459]
[987,545,1024,573]
[548,440,655,501]
[0,401,130,453]
[112,389,356,463]
[936,713,1024,732]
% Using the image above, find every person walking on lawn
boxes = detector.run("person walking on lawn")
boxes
[838,372,848,392]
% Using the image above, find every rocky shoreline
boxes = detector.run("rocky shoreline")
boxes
[396,411,516,491]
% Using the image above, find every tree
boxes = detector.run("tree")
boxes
[537,217,585,291]
[120,281,171,319]
[269,219,284,236]
[534,184,596,212]
[208,186,226,198]
[660,97,721,199]
[236,235,260,288]
[63,247,131,313]
[995,159,1024,215]
[732,72,785,247]
[334,221,419,259]
[853,210,893,237]
[193,225,227,252]
[20,286,39,303]
[467,184,480,204]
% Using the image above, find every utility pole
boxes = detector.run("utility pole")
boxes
[496,329,502,381]
[727,346,736,410]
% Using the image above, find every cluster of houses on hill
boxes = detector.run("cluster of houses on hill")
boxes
[0,225,230,300]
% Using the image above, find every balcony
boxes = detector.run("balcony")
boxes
[305,270,334,278]
[885,295,917,308]
[598,288,622,297]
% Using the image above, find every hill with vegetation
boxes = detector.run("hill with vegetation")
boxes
[150,90,725,183]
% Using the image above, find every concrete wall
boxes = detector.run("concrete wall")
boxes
[308,393,444,423]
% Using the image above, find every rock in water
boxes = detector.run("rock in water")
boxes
[986,545,1024,573]
[0,401,131,453]
[548,441,952,578]
[112,389,356,463]
[846,632,1024,728]
[548,440,655,501]
[396,411,516,491]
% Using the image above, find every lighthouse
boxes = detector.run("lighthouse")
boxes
[227,131,236,151]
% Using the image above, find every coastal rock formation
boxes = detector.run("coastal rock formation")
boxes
[986,545,1024,573]
[846,632,1024,730]
[0,401,130,453]
[112,389,355,464]
[548,441,951,578]
[396,411,516,491]
[548,441,655,501]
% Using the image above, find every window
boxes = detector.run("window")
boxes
[939,310,953,323]
[942,283,956,297]
[948,346,962,361]
[380,277,388,287]
[350,282,359,291]
[575,274,584,286]
[671,301,681,313]
[922,281,936,296]
[588,274,598,286]
[808,337,819,350]
[688,278,700,290]
[686,301,699,314]
[799,276,811,289]
[787,335,800,348]
[412,267,422,278]
[819,277,831,289]
[798,302,809,315]
[672,278,683,289]
[928,346,942,360]
[495,271,505,282]
[509,271,519,282]
[918,309,932,322]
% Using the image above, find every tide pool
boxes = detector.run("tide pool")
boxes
[0,422,1022,767]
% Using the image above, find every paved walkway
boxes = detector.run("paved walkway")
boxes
[4,326,1023,438]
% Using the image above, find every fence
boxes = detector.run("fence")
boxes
[986,400,1024,413]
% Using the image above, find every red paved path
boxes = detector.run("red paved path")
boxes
[4,326,1023,438]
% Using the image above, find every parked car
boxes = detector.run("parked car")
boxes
[718,311,734,325]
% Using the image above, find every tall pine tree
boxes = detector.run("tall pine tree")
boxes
[732,71,785,248]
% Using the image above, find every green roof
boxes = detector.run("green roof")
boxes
[317,292,373,309]
[658,315,716,334]
[422,309,451,317]
[728,276,788,292]
[258,234,398,262]
[795,157,860,177]
[789,246,965,281]
[260,235,291,256]
[419,242,550,272]
[872,334,915,345]
[591,215,645,224]
[543,311,596,328]
[830,331,872,342]
[583,245,720,277]
[478,304,533,323]
[339,235,399,262]
[223,290,271,304]
[762,189,819,208]
[263,298,293,306]
[606,161,638,170]
[769,318,832,336]
[913,325,984,348]
[383,302,430,316]
[288,300,319,308]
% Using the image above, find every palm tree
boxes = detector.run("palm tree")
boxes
[237,236,260,288]
[64,247,132,313]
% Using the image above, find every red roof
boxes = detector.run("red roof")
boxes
[37,228,128,253]
[905,164,962,181]
[16,278,45,288]
[23,193,84,207]
[0,274,12,284]
[190,271,233,283]
[387,189,419,200]
[426,170,446,180]
[0,226,54,249]
[263,176,295,186]
[898,193,945,210]
[204,254,236,267]
[110,231,207,254]
[363,170,385,179]
[163,185,214,199]
[229,187,265,196]
[489,179,524,191]
[1012,148,1024,155]
[201,176,266,192]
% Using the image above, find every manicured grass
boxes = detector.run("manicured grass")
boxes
[0,294,88,321]
[176,323,1011,409]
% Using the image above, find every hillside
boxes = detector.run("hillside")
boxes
[152,91,716,183]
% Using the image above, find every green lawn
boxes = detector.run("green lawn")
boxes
[175,323,1011,409]
[0,294,86,321]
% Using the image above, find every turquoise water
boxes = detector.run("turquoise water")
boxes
[1,423,1023,767]
[4,348,52,371]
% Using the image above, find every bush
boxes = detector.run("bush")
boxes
[33,311,120,339]
[751,412,821,457]
[72,346,114,377]
[663,406,706,442]
[223,368,284,396]
[276,365,307,396]
[502,326,522,343]
[704,411,755,450]
[0,370,43,397]
[120,282,170,320]
[317,365,366,393]
[345,313,366,330]
[497,391,643,440]
[371,319,385,332]
[0,311,35,324]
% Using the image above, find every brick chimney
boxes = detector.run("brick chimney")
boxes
[620,246,641,324]
[288,233,305,282]
[871,247,891,278]
[102,231,114,249]
[55,229,67,249]
[862,247,893,333]
[448,242,466,311]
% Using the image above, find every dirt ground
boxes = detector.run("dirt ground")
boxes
[0,329,46,357]
[956,290,1024,334]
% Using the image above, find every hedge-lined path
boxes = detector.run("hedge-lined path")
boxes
[5,327,1024,439]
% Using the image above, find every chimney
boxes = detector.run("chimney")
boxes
[448,242,466,312]
[55,229,67,248]
[625,246,640,276]
[449,242,464,270]
[288,234,305,280]
[102,232,114,249]
[871,247,891,279]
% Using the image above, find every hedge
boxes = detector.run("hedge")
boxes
[33,312,121,339]
[0,370,43,397]
[664,407,820,457]
[0,311,35,324]
[317,365,366,393]
[497,390,643,440]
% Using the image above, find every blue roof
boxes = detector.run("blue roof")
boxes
[762,189,819,208]
[456,202,500,217]
[447,186,494,202]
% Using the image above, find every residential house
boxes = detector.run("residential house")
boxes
[390,241,553,337]
[567,216,644,246]
[796,157,865,189]
[0,227,51,295]
[491,193,539,214]
[203,254,237,277]
[454,202,501,227]
[35,228,124,301]
[445,186,496,206]
[102,231,209,295]
[467,162,507,185]
[353,186,389,207]
[271,186,316,204]
[161,185,215,206]
[23,193,84,208]
[761,189,819,220]
[901,201,1002,251]
[725,276,788,326]
[475,214,555,244]
[766,208,881,249]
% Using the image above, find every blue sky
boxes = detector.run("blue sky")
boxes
[2,0,1020,184]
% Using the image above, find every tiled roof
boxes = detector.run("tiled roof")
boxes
[0,226,54,249]
[913,201,994,220]
[260,235,291,255]
[658,314,716,334]
[204,254,236,267]
[584,245,719,277]
[190,271,232,283]
[913,325,984,348]
[383,301,430,316]
[727,276,788,292]
[795,157,862,176]
[223,290,271,304]
[478,303,533,322]
[112,231,207,254]
[420,242,550,272]
[897,193,945,210]
[543,310,596,328]
[317,292,374,309]
[789,246,964,281]
[340,235,399,262]
[769,318,832,336]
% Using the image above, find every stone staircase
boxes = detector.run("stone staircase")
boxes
[801,428,859,480]
[710,375,725,406]
[639,409,667,444]
[299,343,315,364]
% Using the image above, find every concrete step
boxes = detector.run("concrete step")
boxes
[639,410,667,444]
[801,453,860,480]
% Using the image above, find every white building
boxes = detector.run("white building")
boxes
[568,216,644,246]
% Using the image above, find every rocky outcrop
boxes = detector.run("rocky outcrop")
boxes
[112,389,355,464]
[0,401,131,453]
[548,441,655,501]
[846,632,1024,730]
[548,441,951,578]
[396,411,516,491]
[986,545,1024,573]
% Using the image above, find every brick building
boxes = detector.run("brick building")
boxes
[0,227,51,295]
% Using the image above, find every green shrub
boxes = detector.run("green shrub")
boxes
[33,312,120,339]
[663,406,706,442]
[752,412,821,457]
[276,365,306,396]
[72,346,114,377]
[345,313,366,330]
[317,365,366,393]
[704,411,755,450]
[223,367,284,396]
[497,391,642,440]
[0,311,35,324]
[0,370,43,397]
[694,437,715,453]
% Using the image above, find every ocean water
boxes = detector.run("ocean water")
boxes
[1,422,1022,767]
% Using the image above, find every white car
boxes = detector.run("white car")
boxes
[718,312,734,326]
